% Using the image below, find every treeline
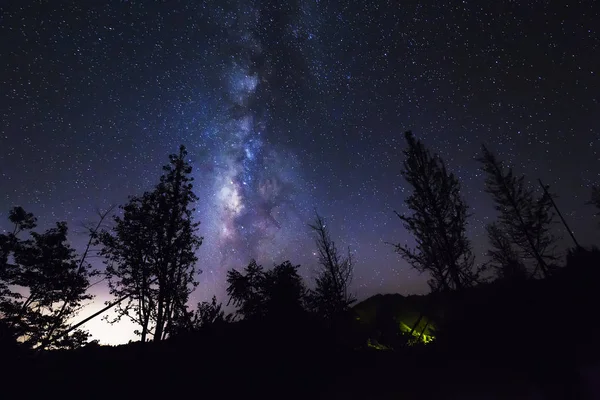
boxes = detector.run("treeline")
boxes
[1,134,599,354]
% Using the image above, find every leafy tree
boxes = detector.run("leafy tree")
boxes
[393,131,476,292]
[0,208,36,322]
[99,145,203,342]
[38,206,114,351]
[0,207,37,349]
[308,212,355,321]
[1,207,37,283]
[190,296,230,328]
[262,261,307,320]
[478,145,557,278]
[169,296,231,335]
[0,209,94,350]
[226,260,266,320]
[226,260,306,321]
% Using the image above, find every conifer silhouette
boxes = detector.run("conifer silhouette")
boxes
[478,145,557,278]
[308,212,356,321]
[393,131,476,292]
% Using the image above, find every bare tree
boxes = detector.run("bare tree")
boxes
[308,212,356,320]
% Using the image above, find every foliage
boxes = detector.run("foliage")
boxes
[190,296,231,328]
[98,145,203,342]
[308,212,356,321]
[226,260,307,321]
[226,260,266,320]
[393,131,477,292]
[170,296,232,335]
[478,145,557,278]
[0,208,94,350]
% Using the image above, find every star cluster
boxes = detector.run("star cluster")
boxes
[1,1,599,341]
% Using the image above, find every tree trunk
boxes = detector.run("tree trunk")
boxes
[141,302,149,343]
[141,323,147,343]
[154,290,165,342]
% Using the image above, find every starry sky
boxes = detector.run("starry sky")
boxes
[1,1,599,344]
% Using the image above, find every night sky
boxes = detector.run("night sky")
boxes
[1,1,598,344]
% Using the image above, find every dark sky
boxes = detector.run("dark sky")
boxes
[1,1,598,342]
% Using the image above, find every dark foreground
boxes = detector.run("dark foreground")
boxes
[6,249,600,399]
[5,326,600,400]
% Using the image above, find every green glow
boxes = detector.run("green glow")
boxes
[367,338,391,351]
[399,320,435,344]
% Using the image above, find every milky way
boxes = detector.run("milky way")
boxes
[1,1,599,343]
[192,2,316,295]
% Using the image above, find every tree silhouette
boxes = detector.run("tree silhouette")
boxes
[486,223,528,281]
[226,260,267,320]
[262,261,307,320]
[38,206,114,351]
[393,131,476,292]
[190,296,231,328]
[99,145,203,342]
[0,207,37,348]
[0,209,94,350]
[169,295,231,335]
[226,260,306,321]
[478,145,557,278]
[308,212,356,321]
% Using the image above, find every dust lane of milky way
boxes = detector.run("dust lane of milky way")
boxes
[1,1,598,344]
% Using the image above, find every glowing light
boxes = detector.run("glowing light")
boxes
[399,320,435,344]
[218,184,244,214]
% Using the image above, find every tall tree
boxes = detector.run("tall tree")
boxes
[308,212,355,321]
[393,131,476,292]
[99,145,203,342]
[478,145,557,278]
[0,208,94,350]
